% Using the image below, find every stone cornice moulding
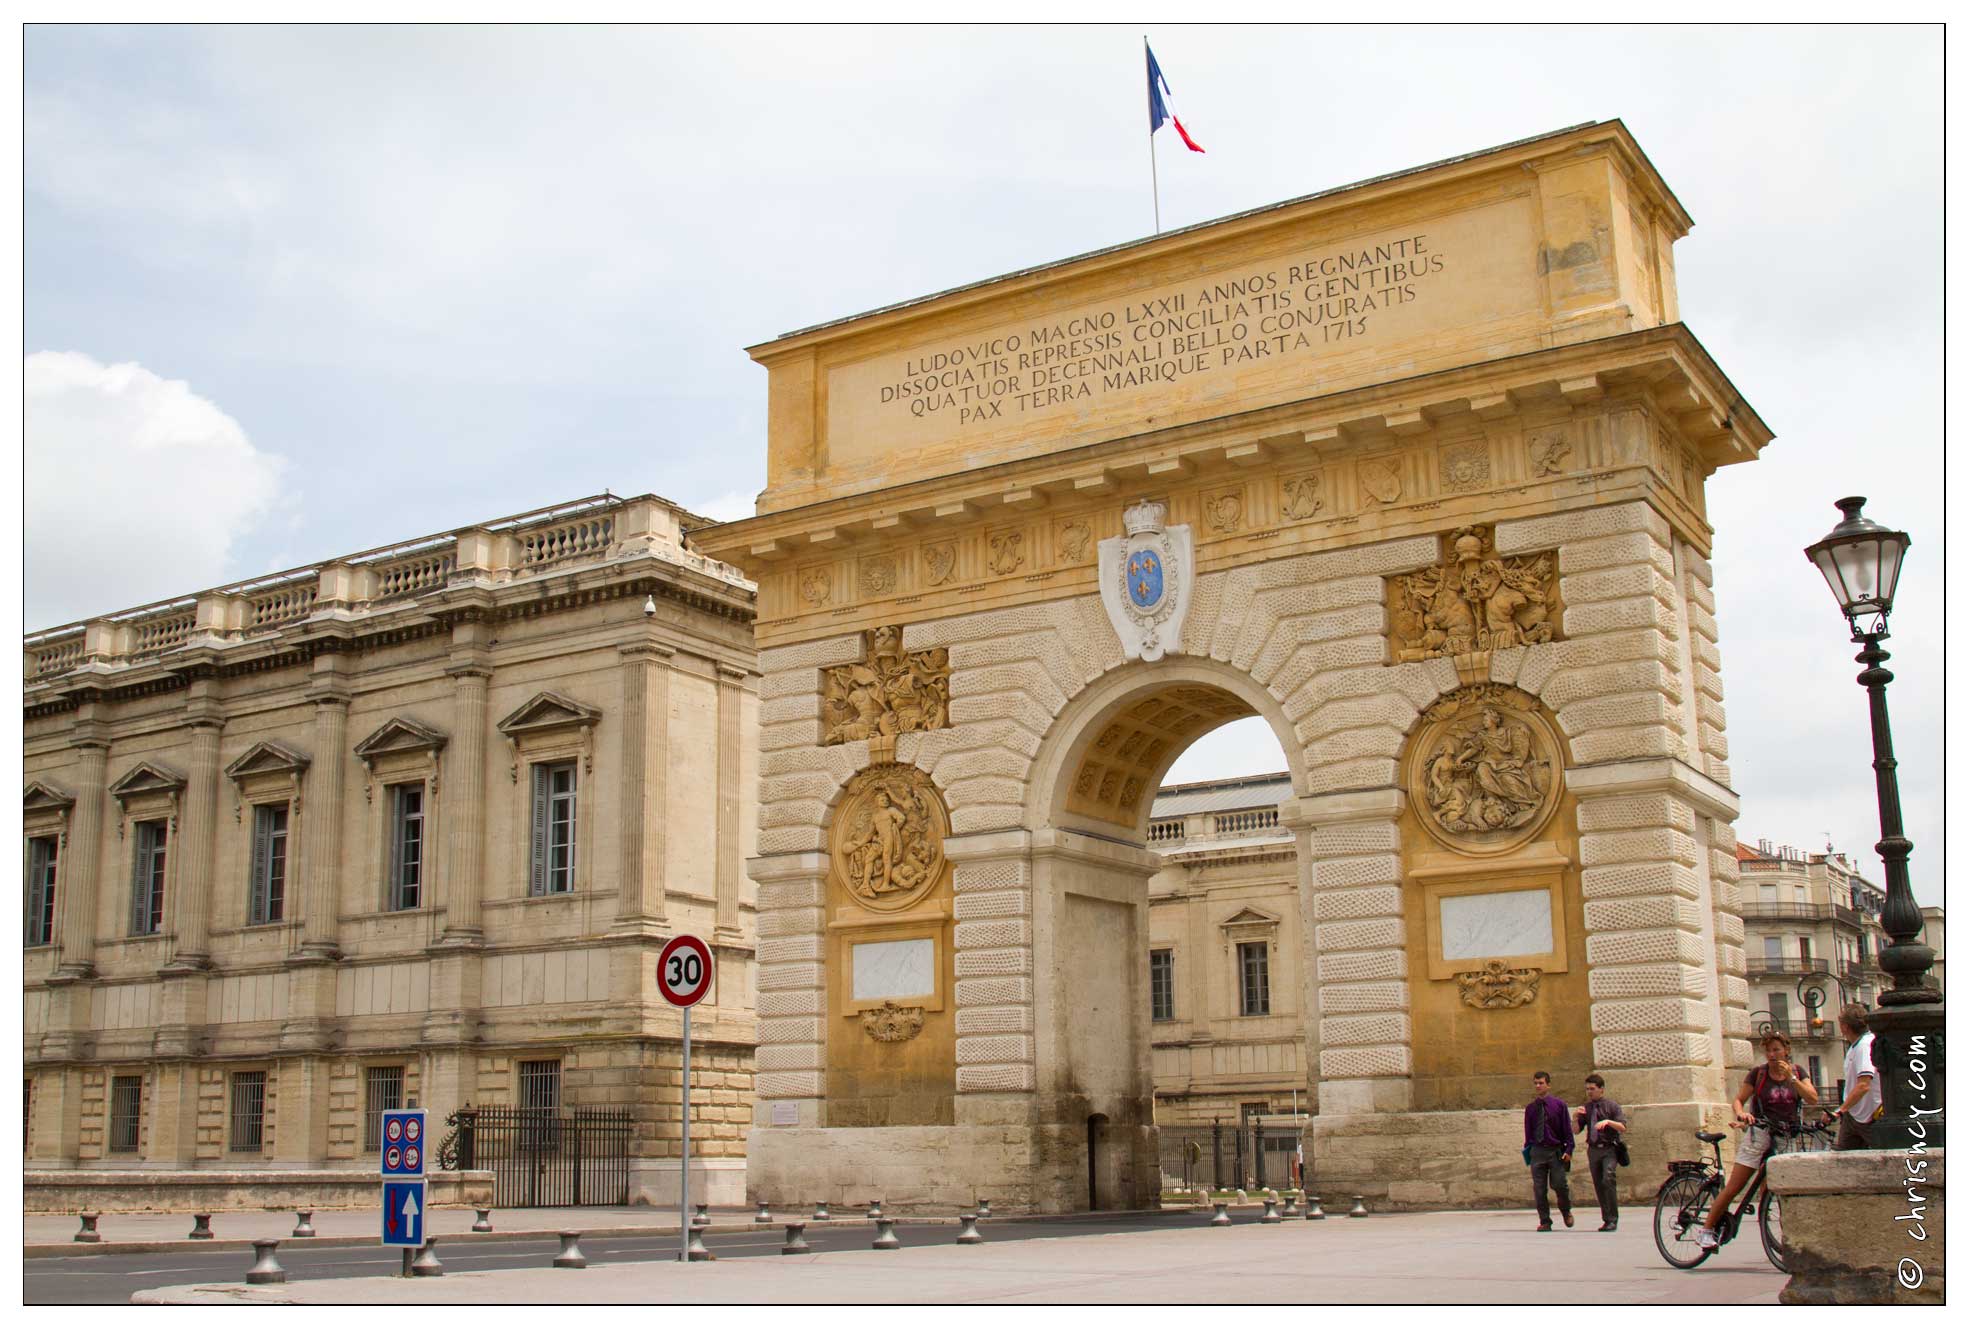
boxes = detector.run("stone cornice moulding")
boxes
[1565,756,1740,823]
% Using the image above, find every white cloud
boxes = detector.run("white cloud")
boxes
[686,488,759,524]
[25,352,286,629]
[1163,715,1289,787]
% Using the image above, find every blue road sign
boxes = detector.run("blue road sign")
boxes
[382,1180,426,1248]
[380,1108,427,1177]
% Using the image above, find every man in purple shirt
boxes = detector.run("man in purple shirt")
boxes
[1523,1070,1574,1230]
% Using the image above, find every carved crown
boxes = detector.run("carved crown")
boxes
[1123,499,1168,536]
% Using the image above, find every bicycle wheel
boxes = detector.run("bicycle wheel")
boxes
[1654,1172,1717,1269]
[1759,1184,1787,1272]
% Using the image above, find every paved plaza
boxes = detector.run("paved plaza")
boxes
[122,1209,1786,1304]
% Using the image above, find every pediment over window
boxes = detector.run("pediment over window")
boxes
[224,740,313,783]
[1219,906,1282,934]
[355,716,449,761]
[496,691,602,741]
[24,780,75,816]
[109,760,187,810]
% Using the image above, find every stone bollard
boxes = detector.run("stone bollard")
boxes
[1306,1194,1326,1220]
[955,1213,984,1245]
[867,1199,884,1220]
[188,1214,214,1240]
[1211,1201,1232,1227]
[813,1201,831,1221]
[291,1211,316,1238]
[1348,1195,1369,1218]
[691,1202,709,1229]
[754,1200,772,1224]
[871,1218,901,1250]
[410,1240,444,1276]
[976,1199,991,1219]
[781,1222,810,1255]
[472,1208,494,1234]
[1282,1192,1300,1218]
[686,1228,712,1261]
[1261,1196,1281,1223]
[1235,1188,1248,1204]
[74,1213,102,1244]
[553,1232,587,1269]
[246,1240,286,1285]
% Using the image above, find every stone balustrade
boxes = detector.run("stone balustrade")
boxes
[24,493,751,687]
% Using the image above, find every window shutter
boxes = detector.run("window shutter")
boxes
[387,787,405,909]
[530,766,549,897]
[130,832,147,935]
[250,809,271,925]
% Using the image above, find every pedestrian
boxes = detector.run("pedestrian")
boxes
[1829,1004,1882,1151]
[1572,1073,1628,1231]
[1695,1031,1818,1249]
[1522,1070,1574,1231]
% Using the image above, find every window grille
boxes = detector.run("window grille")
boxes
[229,1070,266,1153]
[364,1065,405,1151]
[249,804,288,925]
[26,836,58,946]
[1150,949,1175,1022]
[519,1059,562,1112]
[109,1075,143,1153]
[388,783,424,911]
[530,763,577,896]
[130,821,168,936]
[1238,941,1271,1017]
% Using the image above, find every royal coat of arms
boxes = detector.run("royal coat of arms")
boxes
[1098,499,1194,662]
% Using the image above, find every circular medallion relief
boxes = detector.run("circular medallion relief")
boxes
[1404,684,1564,856]
[830,763,949,913]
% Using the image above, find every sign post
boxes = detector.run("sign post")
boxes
[658,934,714,1263]
[379,1106,428,1274]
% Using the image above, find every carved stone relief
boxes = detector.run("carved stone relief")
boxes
[830,763,949,913]
[1455,960,1543,1009]
[861,1001,926,1042]
[1387,525,1560,662]
[820,626,951,746]
[1527,429,1572,477]
[1359,457,1403,505]
[923,541,957,586]
[1058,519,1092,563]
[987,528,1025,575]
[1438,441,1491,494]
[1405,683,1563,855]
[799,565,833,607]
[1281,472,1325,520]
[859,555,898,598]
[1203,489,1244,534]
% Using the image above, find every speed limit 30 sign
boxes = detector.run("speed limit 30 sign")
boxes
[658,934,714,1007]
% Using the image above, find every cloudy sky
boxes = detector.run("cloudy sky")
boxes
[23,24,1942,903]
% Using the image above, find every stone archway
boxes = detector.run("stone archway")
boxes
[705,121,1770,1213]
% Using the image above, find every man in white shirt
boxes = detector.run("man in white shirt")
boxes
[1831,1004,1882,1151]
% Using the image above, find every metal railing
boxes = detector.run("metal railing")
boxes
[1158,1119,1304,1194]
[449,1104,631,1208]
[1739,901,1830,921]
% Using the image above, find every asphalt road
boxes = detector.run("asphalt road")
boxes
[26,1210,1239,1304]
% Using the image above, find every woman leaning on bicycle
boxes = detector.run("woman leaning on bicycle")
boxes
[1695,1030,1819,1249]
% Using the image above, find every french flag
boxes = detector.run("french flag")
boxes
[1146,43,1205,153]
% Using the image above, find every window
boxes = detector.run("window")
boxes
[1763,936,1783,962]
[364,1065,405,1151]
[26,836,58,946]
[1808,1055,1823,1088]
[109,1075,143,1154]
[1770,991,1791,1029]
[519,1059,562,1113]
[388,783,425,911]
[1798,936,1814,964]
[24,1078,32,1154]
[249,804,288,925]
[530,762,577,896]
[1237,941,1270,1017]
[130,820,168,936]
[1149,949,1175,1022]
[229,1070,266,1152]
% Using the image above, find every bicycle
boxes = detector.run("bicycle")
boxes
[1652,1117,1818,1272]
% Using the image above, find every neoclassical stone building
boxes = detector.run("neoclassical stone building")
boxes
[23,493,759,1208]
[700,120,1771,1211]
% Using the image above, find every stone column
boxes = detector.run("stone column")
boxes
[714,663,749,941]
[163,703,223,971]
[613,639,672,931]
[441,658,492,942]
[294,675,350,962]
[52,726,110,982]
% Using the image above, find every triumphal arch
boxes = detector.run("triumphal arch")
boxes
[697,121,1771,1211]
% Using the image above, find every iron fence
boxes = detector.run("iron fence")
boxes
[449,1104,632,1208]
[1158,1119,1306,1193]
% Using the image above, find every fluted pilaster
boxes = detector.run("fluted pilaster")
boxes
[163,714,223,969]
[714,663,747,940]
[52,730,108,982]
[294,689,349,960]
[614,640,671,929]
[442,661,491,941]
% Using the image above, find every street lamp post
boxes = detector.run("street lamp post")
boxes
[1803,496,1942,1150]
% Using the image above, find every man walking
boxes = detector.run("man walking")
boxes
[1573,1073,1628,1230]
[1522,1070,1574,1230]
[1830,1004,1882,1151]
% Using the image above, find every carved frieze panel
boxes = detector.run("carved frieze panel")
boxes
[1359,456,1403,504]
[830,762,950,913]
[1405,683,1563,855]
[1058,519,1093,563]
[1438,441,1491,494]
[1281,472,1325,520]
[1455,960,1543,1009]
[1527,428,1572,477]
[858,554,899,598]
[923,540,957,586]
[1203,488,1244,534]
[861,1000,926,1042]
[820,626,951,746]
[1387,524,1561,663]
[987,528,1025,575]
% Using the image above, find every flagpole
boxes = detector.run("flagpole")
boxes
[1145,37,1160,234]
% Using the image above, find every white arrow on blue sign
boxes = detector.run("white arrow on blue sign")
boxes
[382,1180,426,1247]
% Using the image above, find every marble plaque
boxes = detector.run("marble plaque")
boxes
[1439,888,1553,962]
[851,938,935,1002]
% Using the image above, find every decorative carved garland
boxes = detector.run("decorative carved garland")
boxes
[1454,960,1543,1009]
[860,1001,926,1043]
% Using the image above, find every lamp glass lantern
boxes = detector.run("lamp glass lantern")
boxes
[1804,496,1910,636]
